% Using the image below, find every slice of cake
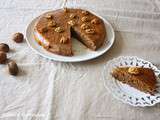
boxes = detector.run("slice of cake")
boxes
[111,67,157,95]
[34,8,106,56]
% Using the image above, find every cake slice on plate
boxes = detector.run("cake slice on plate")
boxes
[111,67,157,95]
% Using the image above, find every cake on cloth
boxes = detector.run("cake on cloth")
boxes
[34,8,106,56]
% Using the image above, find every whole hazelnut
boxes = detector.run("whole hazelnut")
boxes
[0,43,9,52]
[12,32,24,43]
[0,51,7,64]
[8,61,19,76]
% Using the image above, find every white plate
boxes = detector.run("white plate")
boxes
[103,56,160,107]
[25,10,115,62]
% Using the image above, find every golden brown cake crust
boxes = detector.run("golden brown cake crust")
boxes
[111,67,157,95]
[34,8,106,56]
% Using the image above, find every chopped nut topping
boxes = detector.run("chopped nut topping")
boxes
[60,36,68,44]
[128,67,141,75]
[85,29,95,34]
[67,20,76,26]
[80,23,90,30]
[48,21,56,27]
[63,7,68,12]
[41,27,48,33]
[69,14,76,19]
[81,16,90,22]
[45,14,53,19]
[82,10,89,15]
[91,18,100,24]
[55,27,64,33]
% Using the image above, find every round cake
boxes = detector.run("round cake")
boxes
[34,8,106,56]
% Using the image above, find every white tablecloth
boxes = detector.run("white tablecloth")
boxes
[0,0,160,120]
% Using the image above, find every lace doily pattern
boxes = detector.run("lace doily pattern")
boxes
[103,56,160,107]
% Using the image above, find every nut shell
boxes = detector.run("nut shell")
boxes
[8,61,19,75]
[12,33,24,43]
[0,43,9,52]
[0,51,7,64]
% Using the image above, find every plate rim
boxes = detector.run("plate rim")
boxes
[103,56,160,107]
[25,9,115,62]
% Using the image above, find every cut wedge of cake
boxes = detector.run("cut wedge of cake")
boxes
[111,67,157,95]
[34,8,106,56]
